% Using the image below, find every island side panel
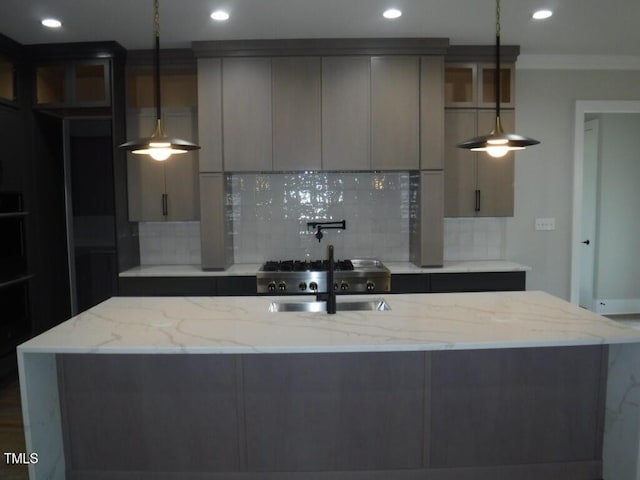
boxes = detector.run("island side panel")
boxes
[17,351,66,480]
[429,345,607,470]
[242,352,427,472]
[603,343,640,480]
[57,354,242,477]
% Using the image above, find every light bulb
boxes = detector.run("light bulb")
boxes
[486,146,510,158]
[149,148,172,161]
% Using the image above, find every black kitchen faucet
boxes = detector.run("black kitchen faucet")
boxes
[306,220,346,242]
[315,244,337,314]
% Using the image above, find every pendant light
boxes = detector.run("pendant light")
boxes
[457,0,539,157]
[120,0,200,161]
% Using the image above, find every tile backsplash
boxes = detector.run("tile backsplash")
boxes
[230,172,410,262]
[138,174,507,265]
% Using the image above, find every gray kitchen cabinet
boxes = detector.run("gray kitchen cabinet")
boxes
[371,56,420,170]
[321,56,371,171]
[243,352,426,471]
[197,58,222,172]
[222,57,272,172]
[410,170,444,267]
[199,173,233,270]
[444,109,515,217]
[272,57,322,171]
[420,56,445,170]
[126,107,199,221]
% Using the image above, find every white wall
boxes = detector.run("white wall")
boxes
[508,69,640,299]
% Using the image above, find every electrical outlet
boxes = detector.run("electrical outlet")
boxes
[535,218,556,231]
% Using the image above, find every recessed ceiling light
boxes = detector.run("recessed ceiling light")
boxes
[383,8,402,19]
[210,10,230,21]
[532,10,553,20]
[41,18,62,28]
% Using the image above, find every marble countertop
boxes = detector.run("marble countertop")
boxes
[119,260,530,277]
[18,291,640,355]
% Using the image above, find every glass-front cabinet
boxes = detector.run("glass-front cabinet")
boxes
[35,60,110,107]
[445,63,514,108]
[0,53,16,103]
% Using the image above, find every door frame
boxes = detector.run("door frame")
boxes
[570,100,640,305]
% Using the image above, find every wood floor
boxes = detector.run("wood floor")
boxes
[0,376,28,480]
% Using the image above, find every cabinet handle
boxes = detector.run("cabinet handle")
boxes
[475,190,481,212]
[162,194,168,216]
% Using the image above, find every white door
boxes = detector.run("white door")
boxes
[579,119,598,310]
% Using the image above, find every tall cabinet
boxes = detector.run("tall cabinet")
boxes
[443,47,519,217]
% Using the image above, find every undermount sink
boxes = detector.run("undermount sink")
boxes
[268,298,390,313]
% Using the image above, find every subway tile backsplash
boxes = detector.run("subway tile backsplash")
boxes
[138,174,506,265]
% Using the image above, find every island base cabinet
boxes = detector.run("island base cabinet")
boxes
[57,347,606,480]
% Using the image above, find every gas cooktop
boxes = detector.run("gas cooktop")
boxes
[256,259,391,294]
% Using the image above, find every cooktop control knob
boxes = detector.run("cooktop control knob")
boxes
[340,281,349,291]
[268,282,277,292]
[366,281,375,291]
[298,282,307,291]
[309,281,318,291]
[278,282,287,292]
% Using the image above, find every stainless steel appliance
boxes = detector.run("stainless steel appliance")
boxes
[256,258,391,294]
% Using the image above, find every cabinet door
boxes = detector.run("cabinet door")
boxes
[477,63,515,109]
[444,63,477,107]
[272,57,322,171]
[126,109,166,221]
[197,58,223,172]
[371,56,420,170]
[321,56,370,171]
[126,108,199,221]
[222,58,272,171]
[163,108,200,221]
[420,56,445,170]
[476,110,514,217]
[444,109,477,217]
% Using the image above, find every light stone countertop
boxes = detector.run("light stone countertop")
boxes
[118,260,530,277]
[18,291,640,355]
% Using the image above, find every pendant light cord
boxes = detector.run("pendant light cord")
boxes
[154,0,162,124]
[495,0,501,120]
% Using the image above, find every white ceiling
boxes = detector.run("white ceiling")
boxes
[0,0,638,59]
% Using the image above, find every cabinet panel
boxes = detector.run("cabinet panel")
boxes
[478,64,515,108]
[272,57,322,171]
[444,110,514,217]
[222,58,272,171]
[126,110,165,221]
[126,108,199,221]
[476,110,514,217]
[197,58,223,172]
[444,63,476,107]
[321,56,370,171]
[430,346,606,467]
[0,54,16,102]
[420,56,445,170]
[244,352,426,471]
[444,109,477,217]
[163,109,199,220]
[371,56,420,170]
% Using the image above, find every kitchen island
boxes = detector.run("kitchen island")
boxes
[17,291,640,480]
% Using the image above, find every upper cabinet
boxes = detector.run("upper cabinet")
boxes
[444,63,515,109]
[371,56,420,170]
[272,57,322,171]
[0,54,16,103]
[321,56,371,171]
[35,60,110,108]
[222,58,272,172]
